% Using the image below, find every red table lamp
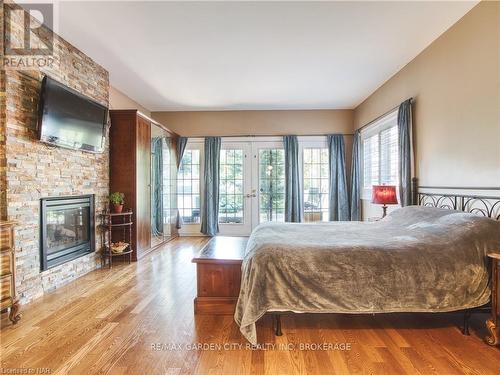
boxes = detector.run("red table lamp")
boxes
[372,185,398,218]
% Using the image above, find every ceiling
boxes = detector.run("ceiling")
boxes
[54,1,478,111]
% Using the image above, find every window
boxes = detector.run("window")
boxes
[219,149,244,224]
[303,148,329,222]
[361,111,399,198]
[177,147,201,223]
[259,149,285,223]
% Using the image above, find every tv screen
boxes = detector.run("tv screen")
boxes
[37,76,108,153]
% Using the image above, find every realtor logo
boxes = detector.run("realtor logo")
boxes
[3,2,54,56]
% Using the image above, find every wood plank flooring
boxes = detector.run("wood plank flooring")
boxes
[1,237,499,374]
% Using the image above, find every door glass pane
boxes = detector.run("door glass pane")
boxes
[151,124,166,247]
[45,206,89,254]
[259,149,285,223]
[303,148,329,222]
[162,140,171,233]
[162,137,176,239]
[219,149,244,224]
[177,149,201,223]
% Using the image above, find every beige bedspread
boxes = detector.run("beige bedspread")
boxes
[234,206,500,344]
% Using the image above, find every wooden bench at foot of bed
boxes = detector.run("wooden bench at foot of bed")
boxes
[192,237,247,314]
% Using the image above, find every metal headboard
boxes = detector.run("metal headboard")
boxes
[411,178,500,221]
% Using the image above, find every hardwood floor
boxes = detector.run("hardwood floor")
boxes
[1,237,499,374]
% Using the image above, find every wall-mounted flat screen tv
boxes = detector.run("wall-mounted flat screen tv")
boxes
[37,76,108,153]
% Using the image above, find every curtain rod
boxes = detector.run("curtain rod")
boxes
[182,133,354,138]
[356,97,413,133]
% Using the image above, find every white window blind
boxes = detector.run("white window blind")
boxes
[379,125,398,185]
[361,111,399,198]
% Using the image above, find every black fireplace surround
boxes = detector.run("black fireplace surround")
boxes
[40,195,95,271]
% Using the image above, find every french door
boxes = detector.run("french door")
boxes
[218,142,252,235]
[218,140,285,236]
[250,142,286,228]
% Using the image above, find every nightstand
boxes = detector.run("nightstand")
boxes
[486,253,500,346]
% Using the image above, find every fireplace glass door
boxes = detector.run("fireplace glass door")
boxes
[46,206,89,254]
[41,196,94,270]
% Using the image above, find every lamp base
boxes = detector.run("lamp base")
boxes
[382,205,388,218]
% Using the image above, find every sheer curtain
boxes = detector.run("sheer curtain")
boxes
[201,137,221,236]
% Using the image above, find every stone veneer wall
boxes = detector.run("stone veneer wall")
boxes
[1,3,109,303]
[1,68,6,220]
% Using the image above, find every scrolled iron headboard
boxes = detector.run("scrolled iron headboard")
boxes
[411,178,500,221]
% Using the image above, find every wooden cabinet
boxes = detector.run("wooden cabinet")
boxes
[109,110,178,260]
[0,221,21,323]
[192,237,247,314]
[135,116,152,254]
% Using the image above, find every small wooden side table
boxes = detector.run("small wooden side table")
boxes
[0,221,21,324]
[486,252,500,346]
[99,211,133,268]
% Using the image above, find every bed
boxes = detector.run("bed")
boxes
[234,188,500,345]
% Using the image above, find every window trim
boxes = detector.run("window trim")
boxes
[360,110,398,200]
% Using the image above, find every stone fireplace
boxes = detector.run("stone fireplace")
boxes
[1,4,109,303]
[40,195,95,271]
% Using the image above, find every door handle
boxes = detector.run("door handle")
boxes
[245,193,257,198]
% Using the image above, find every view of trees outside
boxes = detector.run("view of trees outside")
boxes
[303,148,329,222]
[218,148,287,225]
[178,145,330,227]
[219,149,244,224]
[259,149,285,223]
[177,149,201,223]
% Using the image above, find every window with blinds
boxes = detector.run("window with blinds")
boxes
[361,111,399,197]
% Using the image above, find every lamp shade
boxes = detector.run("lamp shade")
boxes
[371,185,398,205]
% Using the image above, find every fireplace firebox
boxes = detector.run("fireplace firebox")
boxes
[40,195,95,271]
